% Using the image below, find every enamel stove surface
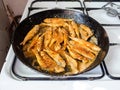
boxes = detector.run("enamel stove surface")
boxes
[1,0,120,90]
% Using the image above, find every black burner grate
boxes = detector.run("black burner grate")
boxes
[83,0,120,80]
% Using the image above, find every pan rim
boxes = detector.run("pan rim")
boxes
[12,8,109,76]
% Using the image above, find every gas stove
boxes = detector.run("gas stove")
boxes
[1,0,120,90]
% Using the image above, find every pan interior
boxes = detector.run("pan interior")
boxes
[12,9,109,76]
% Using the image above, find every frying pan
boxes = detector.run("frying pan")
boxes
[12,9,109,76]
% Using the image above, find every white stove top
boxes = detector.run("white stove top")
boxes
[1,0,120,90]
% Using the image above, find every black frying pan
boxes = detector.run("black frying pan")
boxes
[12,9,109,76]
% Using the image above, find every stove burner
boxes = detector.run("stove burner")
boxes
[103,7,118,17]
[101,2,120,17]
